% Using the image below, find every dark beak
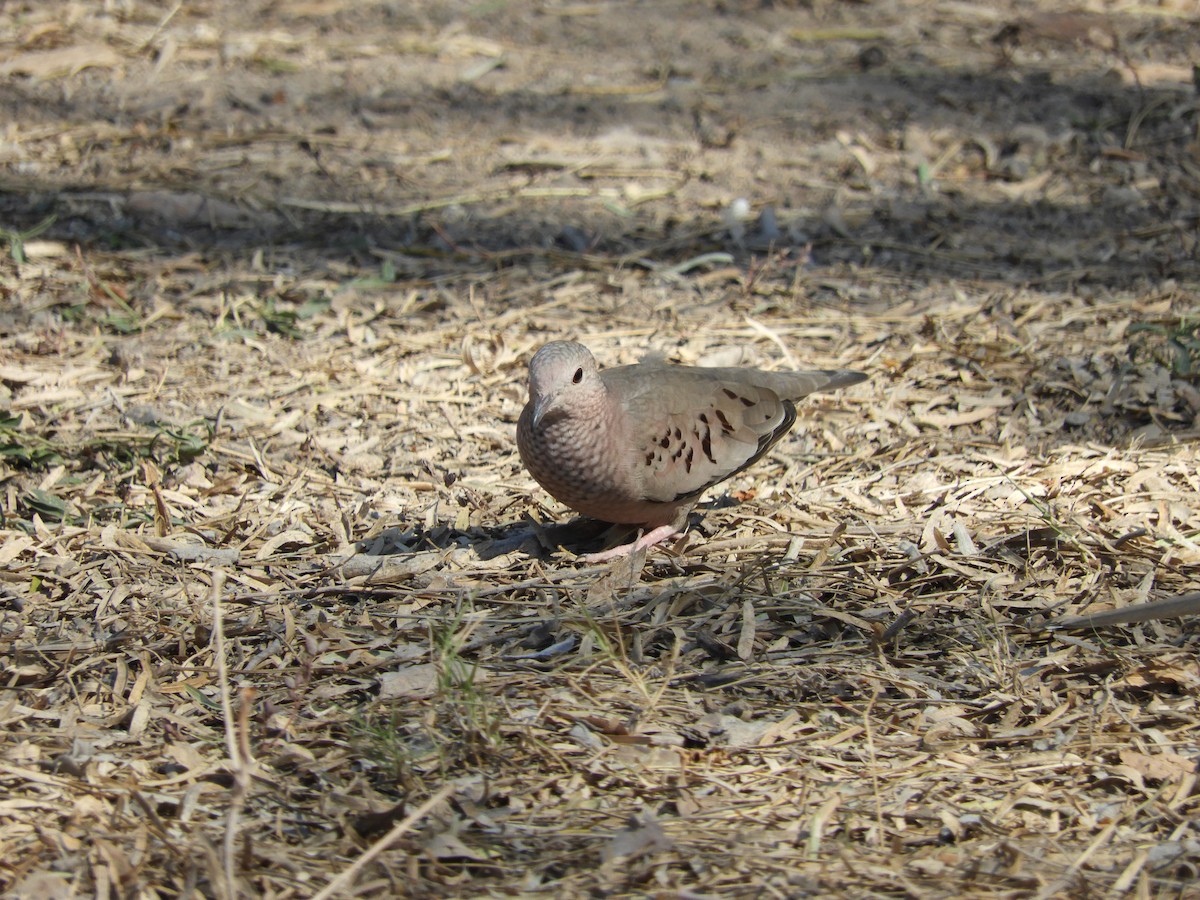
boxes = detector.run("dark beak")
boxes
[530,393,557,430]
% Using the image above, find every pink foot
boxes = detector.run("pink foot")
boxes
[579,524,680,563]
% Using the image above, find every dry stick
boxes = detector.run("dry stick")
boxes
[862,690,885,849]
[311,783,456,900]
[1047,590,1200,630]
[1033,819,1118,900]
[211,572,252,900]
[137,0,184,52]
[805,794,840,861]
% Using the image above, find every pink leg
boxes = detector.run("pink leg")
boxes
[579,524,680,563]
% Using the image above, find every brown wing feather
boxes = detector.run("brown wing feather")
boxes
[610,371,786,503]
[605,362,865,505]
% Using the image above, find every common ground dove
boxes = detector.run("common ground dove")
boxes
[517,340,866,560]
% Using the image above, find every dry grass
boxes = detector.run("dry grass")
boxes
[2,1,1200,897]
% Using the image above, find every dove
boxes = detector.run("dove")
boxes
[517,340,866,560]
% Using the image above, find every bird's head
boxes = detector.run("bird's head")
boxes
[526,340,604,429]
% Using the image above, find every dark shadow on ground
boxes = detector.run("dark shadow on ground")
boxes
[1,8,1196,289]
[352,517,636,561]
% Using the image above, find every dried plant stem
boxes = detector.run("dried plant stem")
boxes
[212,571,252,900]
[311,784,456,900]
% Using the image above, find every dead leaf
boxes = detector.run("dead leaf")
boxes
[697,714,778,748]
[737,599,756,660]
[126,191,278,229]
[425,827,489,861]
[1121,657,1200,689]
[378,663,442,700]
[10,872,75,900]
[601,812,673,864]
[1118,750,1198,784]
[255,528,314,560]
[0,44,123,77]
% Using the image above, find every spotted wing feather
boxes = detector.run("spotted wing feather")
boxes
[605,364,859,505]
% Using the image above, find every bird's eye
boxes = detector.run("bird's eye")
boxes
[572,367,584,384]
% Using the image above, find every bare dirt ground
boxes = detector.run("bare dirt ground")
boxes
[2,0,1200,897]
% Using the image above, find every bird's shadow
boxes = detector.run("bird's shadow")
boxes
[351,495,740,565]
[351,516,626,562]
